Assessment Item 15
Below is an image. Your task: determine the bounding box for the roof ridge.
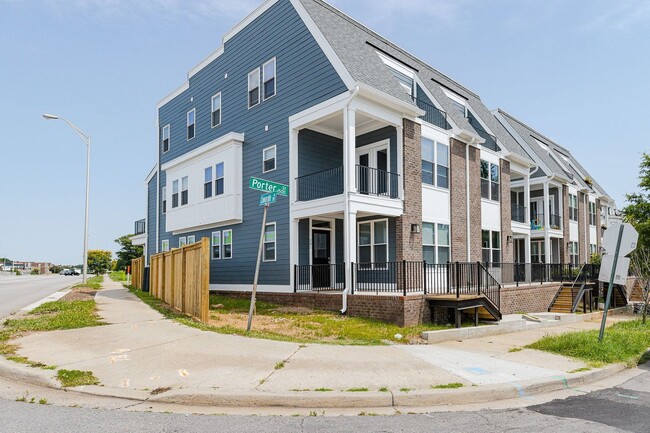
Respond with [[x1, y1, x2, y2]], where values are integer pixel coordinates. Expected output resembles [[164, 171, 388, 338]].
[[306, 0, 480, 99], [497, 108, 570, 154]]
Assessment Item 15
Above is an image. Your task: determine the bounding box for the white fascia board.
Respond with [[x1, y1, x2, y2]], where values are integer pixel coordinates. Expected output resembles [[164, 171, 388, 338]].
[[188, 46, 224, 79], [493, 110, 551, 175], [504, 151, 536, 169], [157, 82, 190, 110], [450, 129, 484, 146], [290, 0, 355, 89], [356, 82, 424, 118], [144, 164, 158, 185], [288, 91, 350, 129], [161, 132, 245, 172], [223, 0, 280, 44], [413, 75, 459, 132]]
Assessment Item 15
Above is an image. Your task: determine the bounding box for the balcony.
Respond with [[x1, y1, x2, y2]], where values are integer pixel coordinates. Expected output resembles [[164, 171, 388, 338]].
[[134, 219, 146, 235], [530, 213, 562, 231], [511, 203, 526, 224], [466, 114, 499, 152], [131, 218, 146, 246], [411, 97, 451, 130], [296, 165, 399, 202]]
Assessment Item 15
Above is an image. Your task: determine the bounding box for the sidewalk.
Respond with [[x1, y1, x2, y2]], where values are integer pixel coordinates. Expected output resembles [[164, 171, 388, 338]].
[[1, 279, 632, 408]]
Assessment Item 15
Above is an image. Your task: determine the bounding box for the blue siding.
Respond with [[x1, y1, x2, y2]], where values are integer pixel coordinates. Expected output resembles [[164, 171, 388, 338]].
[[298, 219, 310, 266], [147, 173, 158, 262], [298, 129, 343, 177], [156, 0, 348, 286]]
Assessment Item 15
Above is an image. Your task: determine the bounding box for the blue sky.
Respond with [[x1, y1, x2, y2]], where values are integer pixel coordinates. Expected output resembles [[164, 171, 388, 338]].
[[0, 0, 647, 264]]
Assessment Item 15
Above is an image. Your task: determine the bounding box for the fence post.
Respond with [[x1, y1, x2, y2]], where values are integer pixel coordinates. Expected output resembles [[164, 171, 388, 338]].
[[403, 260, 407, 297], [446, 261, 451, 295], [293, 265, 297, 293], [477, 262, 482, 296], [423, 261, 427, 295], [351, 263, 355, 295], [456, 262, 460, 298]]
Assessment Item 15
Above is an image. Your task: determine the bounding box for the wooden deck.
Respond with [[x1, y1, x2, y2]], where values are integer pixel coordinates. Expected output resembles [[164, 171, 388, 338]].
[[425, 294, 500, 327]]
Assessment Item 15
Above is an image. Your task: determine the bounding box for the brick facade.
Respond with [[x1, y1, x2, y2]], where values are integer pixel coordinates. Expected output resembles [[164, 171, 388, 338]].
[[578, 191, 587, 263], [468, 147, 482, 262], [395, 119, 423, 262], [499, 283, 561, 315], [500, 160, 514, 264], [561, 185, 570, 264]]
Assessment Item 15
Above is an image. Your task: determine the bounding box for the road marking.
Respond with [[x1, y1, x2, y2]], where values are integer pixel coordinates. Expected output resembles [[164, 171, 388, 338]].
[[20, 289, 72, 311]]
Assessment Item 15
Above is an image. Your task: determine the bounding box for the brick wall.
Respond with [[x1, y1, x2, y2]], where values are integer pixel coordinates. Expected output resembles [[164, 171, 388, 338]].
[[561, 185, 570, 264], [500, 283, 561, 314], [500, 160, 514, 264], [395, 119, 423, 262], [468, 146, 482, 262], [450, 138, 468, 262], [578, 191, 587, 263]]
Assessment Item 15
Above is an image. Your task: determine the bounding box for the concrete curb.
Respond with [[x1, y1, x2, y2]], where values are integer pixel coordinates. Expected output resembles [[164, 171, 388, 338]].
[[0, 356, 628, 409]]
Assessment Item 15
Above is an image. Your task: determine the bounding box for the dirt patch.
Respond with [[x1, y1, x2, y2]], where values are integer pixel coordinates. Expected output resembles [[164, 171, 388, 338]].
[[209, 312, 329, 341], [272, 306, 315, 315], [60, 288, 97, 302]]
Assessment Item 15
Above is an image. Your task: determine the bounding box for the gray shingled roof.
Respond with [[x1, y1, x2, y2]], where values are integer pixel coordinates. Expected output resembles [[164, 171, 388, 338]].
[[299, 0, 534, 164]]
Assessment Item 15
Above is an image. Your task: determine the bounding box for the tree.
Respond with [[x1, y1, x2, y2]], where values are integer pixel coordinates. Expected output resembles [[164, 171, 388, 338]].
[[87, 250, 112, 275], [623, 153, 650, 250], [114, 235, 144, 271], [50, 265, 63, 274], [630, 248, 650, 324]]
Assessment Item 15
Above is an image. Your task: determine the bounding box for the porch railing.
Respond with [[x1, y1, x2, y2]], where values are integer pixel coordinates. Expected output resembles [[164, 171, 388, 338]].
[[549, 213, 562, 230], [294, 263, 345, 292], [530, 213, 562, 230], [511, 203, 526, 224], [296, 166, 344, 201], [134, 218, 146, 235], [484, 263, 600, 286], [411, 96, 451, 130], [356, 165, 399, 198]]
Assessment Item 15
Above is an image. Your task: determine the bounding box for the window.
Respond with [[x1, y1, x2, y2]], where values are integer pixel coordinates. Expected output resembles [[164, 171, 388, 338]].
[[187, 109, 195, 140], [569, 194, 578, 221], [480, 160, 499, 201], [421, 138, 449, 189], [161, 240, 170, 252], [211, 93, 221, 127], [248, 68, 260, 108], [181, 176, 189, 205], [162, 124, 170, 153], [263, 146, 276, 173], [178, 237, 187, 248], [263, 58, 276, 100], [263, 224, 276, 261], [211, 231, 221, 260], [204, 167, 213, 199], [590, 244, 598, 257], [569, 241, 579, 265], [187, 235, 195, 244], [531, 240, 545, 263], [589, 201, 596, 226], [358, 220, 388, 265], [481, 230, 501, 263], [223, 229, 233, 259], [162, 187, 167, 214], [172, 180, 179, 208], [422, 222, 450, 264], [215, 162, 224, 196]]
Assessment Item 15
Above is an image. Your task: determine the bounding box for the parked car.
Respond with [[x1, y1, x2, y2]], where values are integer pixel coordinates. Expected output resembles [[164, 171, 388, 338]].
[[70, 269, 80, 276], [60, 269, 71, 276]]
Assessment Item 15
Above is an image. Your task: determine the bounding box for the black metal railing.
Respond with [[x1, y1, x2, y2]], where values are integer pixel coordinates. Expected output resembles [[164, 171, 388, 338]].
[[467, 114, 499, 151], [484, 263, 600, 286], [511, 203, 526, 223], [296, 166, 344, 201], [549, 213, 562, 230], [411, 96, 451, 130], [356, 165, 399, 198], [134, 219, 146, 235], [294, 263, 346, 292], [530, 213, 544, 230]]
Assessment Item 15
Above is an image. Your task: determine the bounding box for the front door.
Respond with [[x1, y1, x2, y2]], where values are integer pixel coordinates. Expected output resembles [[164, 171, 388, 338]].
[[312, 230, 331, 288]]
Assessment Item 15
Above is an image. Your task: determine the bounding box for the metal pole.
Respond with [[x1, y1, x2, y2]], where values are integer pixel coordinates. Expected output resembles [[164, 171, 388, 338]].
[[82, 136, 91, 284], [247, 204, 268, 332], [599, 224, 624, 342]]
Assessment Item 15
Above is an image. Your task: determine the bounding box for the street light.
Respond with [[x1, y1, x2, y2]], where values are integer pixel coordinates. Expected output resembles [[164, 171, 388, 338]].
[[43, 114, 91, 284]]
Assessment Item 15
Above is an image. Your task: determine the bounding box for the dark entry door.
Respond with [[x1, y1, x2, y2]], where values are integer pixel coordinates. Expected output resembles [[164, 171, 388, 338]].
[[312, 230, 331, 289]]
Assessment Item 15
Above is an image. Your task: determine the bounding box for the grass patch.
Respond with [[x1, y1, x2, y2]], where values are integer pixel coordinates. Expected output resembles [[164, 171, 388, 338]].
[[379, 386, 389, 392], [432, 382, 464, 389], [568, 367, 592, 373], [5, 300, 104, 333], [57, 369, 100, 387], [109, 271, 126, 282], [346, 387, 369, 392], [73, 275, 104, 290], [527, 319, 650, 366], [399, 387, 413, 393], [314, 388, 332, 392], [275, 360, 286, 370], [508, 347, 523, 353]]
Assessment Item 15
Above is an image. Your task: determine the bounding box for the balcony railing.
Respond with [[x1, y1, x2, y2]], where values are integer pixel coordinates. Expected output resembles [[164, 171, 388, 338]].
[[511, 203, 526, 224], [530, 213, 562, 230], [484, 263, 600, 287], [549, 213, 562, 230], [466, 115, 499, 151], [294, 263, 345, 292], [296, 166, 344, 201], [356, 165, 399, 199], [134, 219, 146, 235], [411, 96, 451, 130]]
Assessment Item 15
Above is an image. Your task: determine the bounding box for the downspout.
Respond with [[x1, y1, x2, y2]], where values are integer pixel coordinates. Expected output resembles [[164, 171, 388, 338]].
[[341, 85, 360, 315]]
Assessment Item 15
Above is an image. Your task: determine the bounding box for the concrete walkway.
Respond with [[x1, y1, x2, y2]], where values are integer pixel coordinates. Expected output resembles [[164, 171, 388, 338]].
[[2, 279, 633, 408]]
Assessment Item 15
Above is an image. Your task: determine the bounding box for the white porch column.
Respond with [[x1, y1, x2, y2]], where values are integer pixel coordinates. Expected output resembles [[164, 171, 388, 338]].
[[543, 181, 551, 262], [523, 174, 531, 225], [343, 108, 356, 291], [396, 124, 404, 199], [524, 233, 532, 282], [289, 129, 299, 290]]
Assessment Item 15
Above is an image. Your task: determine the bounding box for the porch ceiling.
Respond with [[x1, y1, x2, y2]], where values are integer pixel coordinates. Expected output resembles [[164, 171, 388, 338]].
[[308, 111, 386, 138]]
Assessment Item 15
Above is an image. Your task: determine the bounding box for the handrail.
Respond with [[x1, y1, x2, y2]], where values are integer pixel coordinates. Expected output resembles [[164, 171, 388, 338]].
[[571, 282, 592, 313], [571, 263, 586, 288]]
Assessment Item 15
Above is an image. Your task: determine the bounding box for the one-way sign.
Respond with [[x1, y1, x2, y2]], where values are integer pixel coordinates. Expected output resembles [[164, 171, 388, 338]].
[[598, 222, 638, 284]]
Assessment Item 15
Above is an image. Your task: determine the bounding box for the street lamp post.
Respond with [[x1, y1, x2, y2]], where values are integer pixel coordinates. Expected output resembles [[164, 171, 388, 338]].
[[43, 114, 91, 284]]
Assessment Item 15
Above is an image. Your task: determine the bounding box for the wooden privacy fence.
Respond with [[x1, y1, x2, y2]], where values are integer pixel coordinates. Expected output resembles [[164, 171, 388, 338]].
[[131, 257, 145, 290], [149, 237, 210, 322]]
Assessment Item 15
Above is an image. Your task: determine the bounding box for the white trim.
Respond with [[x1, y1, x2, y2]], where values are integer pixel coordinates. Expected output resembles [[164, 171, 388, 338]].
[[248, 67, 261, 109], [356, 83, 423, 118], [211, 284, 292, 293], [223, 0, 280, 43], [186, 108, 196, 141], [178, 236, 187, 248], [162, 124, 171, 153], [262, 57, 277, 101], [189, 46, 225, 79], [161, 239, 170, 252], [355, 139, 390, 174], [161, 132, 245, 171], [414, 75, 459, 132], [262, 144, 277, 173], [263, 222, 277, 262], [308, 217, 337, 267], [211, 231, 221, 260], [357, 218, 389, 264], [289, 0, 355, 89], [145, 165, 158, 184], [157, 82, 189, 110], [161, 186, 167, 214], [222, 229, 233, 259], [187, 235, 196, 244], [288, 91, 350, 129], [211, 92, 222, 128]]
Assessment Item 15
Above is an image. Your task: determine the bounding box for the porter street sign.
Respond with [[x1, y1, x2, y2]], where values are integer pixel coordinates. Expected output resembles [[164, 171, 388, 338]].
[[249, 177, 289, 196]]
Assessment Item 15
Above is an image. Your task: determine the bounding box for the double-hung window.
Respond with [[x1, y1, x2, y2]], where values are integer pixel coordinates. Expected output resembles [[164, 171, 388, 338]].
[[179, 237, 187, 248], [211, 93, 221, 128], [172, 180, 179, 208], [263, 224, 275, 261], [248, 68, 260, 108], [161, 187, 167, 214], [481, 230, 501, 263], [569, 194, 578, 221], [263, 58, 276, 100], [422, 223, 450, 264], [421, 138, 449, 188], [161, 240, 170, 252], [211, 231, 221, 260], [480, 160, 500, 201], [215, 162, 224, 196], [590, 244, 598, 257], [223, 229, 233, 259], [263, 146, 276, 173], [187, 235, 195, 244], [162, 124, 170, 153], [358, 220, 388, 266], [589, 201, 596, 226], [181, 176, 188, 206], [569, 241, 579, 265], [187, 109, 195, 140], [204, 167, 213, 199]]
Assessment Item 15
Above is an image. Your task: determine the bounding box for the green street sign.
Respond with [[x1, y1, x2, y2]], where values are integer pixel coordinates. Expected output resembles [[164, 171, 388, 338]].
[[249, 177, 289, 196]]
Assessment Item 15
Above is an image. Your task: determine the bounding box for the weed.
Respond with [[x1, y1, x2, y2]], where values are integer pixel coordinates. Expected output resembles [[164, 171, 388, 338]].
[[73, 275, 104, 290], [150, 386, 172, 396], [508, 347, 523, 353], [379, 386, 389, 392], [314, 388, 332, 392], [399, 388, 413, 393], [308, 411, 317, 417], [432, 382, 464, 389], [346, 387, 369, 392], [568, 367, 591, 373], [57, 369, 100, 387], [290, 388, 310, 392], [39, 398, 48, 405], [275, 360, 285, 370]]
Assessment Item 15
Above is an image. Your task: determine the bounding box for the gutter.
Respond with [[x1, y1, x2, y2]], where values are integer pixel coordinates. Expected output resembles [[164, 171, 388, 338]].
[[341, 85, 360, 315]]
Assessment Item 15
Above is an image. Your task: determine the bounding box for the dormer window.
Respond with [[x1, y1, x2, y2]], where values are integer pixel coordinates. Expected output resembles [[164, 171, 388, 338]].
[[377, 51, 415, 97], [442, 88, 466, 116]]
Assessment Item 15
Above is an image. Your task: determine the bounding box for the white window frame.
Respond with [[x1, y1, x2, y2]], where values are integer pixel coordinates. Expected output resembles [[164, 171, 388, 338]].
[[262, 145, 276, 173], [181, 176, 189, 206], [262, 57, 276, 100], [422, 222, 450, 264], [211, 93, 222, 128], [187, 235, 195, 244], [223, 229, 233, 260], [211, 231, 221, 260], [357, 219, 389, 267], [421, 138, 449, 189], [161, 239, 170, 252], [589, 201, 597, 226], [248, 68, 260, 109], [186, 109, 195, 141], [161, 186, 167, 214], [263, 223, 276, 262], [481, 230, 501, 264], [172, 180, 179, 209], [480, 160, 500, 202], [215, 162, 224, 196], [178, 237, 187, 248], [569, 194, 578, 221], [162, 124, 170, 153], [204, 166, 213, 199], [569, 241, 579, 265]]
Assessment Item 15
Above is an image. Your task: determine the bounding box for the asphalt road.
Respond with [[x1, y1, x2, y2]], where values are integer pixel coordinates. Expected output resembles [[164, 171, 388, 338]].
[[0, 368, 647, 432], [0, 274, 81, 318]]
